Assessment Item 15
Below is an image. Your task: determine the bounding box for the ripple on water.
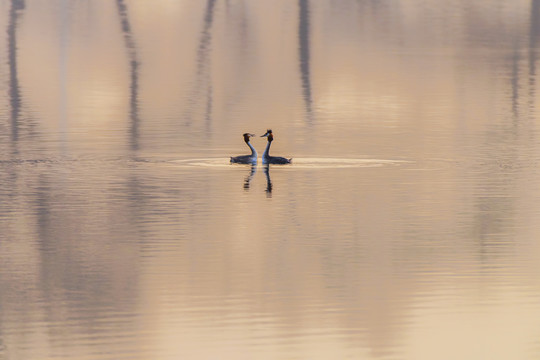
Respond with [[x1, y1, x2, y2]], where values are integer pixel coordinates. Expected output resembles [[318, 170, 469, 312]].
[[169, 158, 409, 169]]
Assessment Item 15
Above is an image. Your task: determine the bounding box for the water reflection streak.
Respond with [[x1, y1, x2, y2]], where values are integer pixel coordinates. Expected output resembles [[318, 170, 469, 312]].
[[7, 0, 24, 142], [116, 0, 141, 151], [298, 0, 313, 122]]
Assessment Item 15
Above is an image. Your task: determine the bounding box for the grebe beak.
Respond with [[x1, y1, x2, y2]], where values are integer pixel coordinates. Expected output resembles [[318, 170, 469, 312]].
[[261, 132, 270, 137]]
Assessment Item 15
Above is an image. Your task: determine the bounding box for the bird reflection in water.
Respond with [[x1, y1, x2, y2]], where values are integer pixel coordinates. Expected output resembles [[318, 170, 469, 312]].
[[264, 165, 273, 197], [243, 164, 257, 190], [241, 164, 273, 196]]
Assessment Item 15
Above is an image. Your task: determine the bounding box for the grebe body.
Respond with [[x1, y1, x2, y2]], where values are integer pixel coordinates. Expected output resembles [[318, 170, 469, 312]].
[[261, 129, 291, 165], [230, 133, 258, 164]]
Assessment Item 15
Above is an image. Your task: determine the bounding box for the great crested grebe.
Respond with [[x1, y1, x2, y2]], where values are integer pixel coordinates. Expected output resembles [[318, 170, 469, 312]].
[[260, 129, 291, 164], [230, 133, 258, 164]]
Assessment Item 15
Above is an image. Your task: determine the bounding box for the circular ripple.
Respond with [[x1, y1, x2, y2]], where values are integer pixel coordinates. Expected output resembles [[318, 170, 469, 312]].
[[285, 158, 407, 169], [170, 157, 408, 169], [171, 158, 235, 168]]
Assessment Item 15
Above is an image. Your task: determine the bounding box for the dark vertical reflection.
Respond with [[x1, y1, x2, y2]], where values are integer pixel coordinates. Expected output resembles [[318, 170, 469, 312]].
[[205, 83, 213, 130], [529, 0, 540, 111], [298, 0, 313, 123], [35, 175, 53, 249], [201, 0, 216, 134], [115, 2, 147, 316], [184, 0, 216, 132], [58, 0, 69, 149], [7, 0, 25, 142], [243, 164, 256, 190], [263, 165, 272, 197], [511, 47, 521, 119], [198, 0, 217, 77], [116, 0, 140, 152]]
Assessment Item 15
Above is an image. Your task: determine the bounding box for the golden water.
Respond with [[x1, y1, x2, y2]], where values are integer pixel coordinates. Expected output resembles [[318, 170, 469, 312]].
[[1, 0, 540, 359]]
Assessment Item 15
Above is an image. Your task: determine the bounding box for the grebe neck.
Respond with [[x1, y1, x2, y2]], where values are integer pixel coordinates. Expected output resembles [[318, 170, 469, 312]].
[[246, 139, 257, 157], [262, 139, 272, 160]]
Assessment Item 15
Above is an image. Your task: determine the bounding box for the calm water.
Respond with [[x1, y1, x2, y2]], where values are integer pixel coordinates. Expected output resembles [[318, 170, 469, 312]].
[[2, 0, 540, 359]]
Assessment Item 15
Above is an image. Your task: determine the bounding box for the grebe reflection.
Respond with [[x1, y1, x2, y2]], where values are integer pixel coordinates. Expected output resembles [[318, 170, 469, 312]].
[[260, 129, 291, 164], [238, 164, 273, 196], [230, 133, 257, 164], [263, 165, 273, 196], [243, 164, 257, 190]]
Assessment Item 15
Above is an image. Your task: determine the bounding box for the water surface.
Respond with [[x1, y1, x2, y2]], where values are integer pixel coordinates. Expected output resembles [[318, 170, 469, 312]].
[[2, 0, 540, 359]]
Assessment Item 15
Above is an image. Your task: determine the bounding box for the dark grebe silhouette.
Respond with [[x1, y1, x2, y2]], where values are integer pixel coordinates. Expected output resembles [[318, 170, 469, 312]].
[[260, 129, 291, 165], [230, 133, 257, 164]]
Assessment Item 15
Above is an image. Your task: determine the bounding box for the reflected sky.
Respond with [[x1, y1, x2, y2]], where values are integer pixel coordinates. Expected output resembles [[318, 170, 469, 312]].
[[2, 0, 540, 359]]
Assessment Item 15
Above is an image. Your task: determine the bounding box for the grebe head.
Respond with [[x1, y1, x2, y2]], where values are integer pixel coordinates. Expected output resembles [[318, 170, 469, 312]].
[[243, 133, 255, 142], [261, 129, 273, 141]]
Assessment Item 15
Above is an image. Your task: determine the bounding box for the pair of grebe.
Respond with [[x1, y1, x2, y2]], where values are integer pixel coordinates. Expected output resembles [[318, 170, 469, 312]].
[[230, 129, 291, 165]]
